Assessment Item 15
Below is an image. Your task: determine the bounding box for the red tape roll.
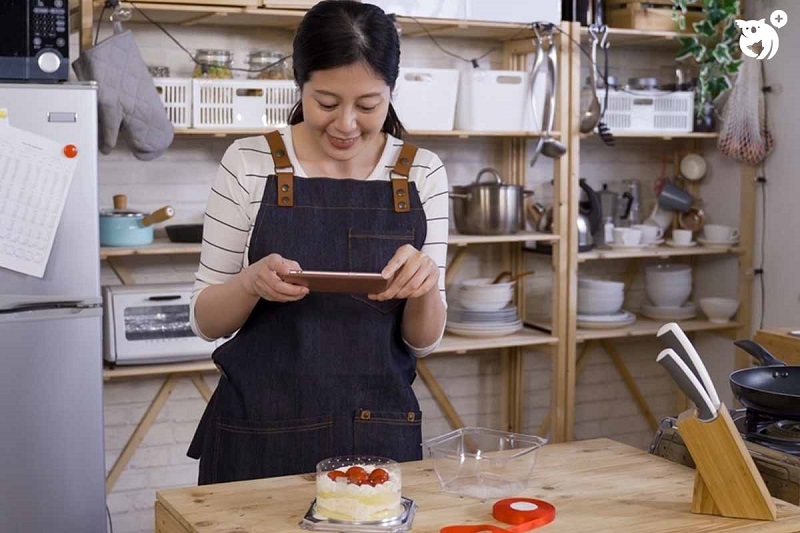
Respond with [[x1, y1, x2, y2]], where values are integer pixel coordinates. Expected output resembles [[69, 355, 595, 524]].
[[440, 498, 556, 533]]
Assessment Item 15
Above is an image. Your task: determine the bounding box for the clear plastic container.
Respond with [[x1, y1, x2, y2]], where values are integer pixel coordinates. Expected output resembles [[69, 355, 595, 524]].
[[193, 49, 233, 79], [247, 50, 292, 80], [422, 427, 546, 500]]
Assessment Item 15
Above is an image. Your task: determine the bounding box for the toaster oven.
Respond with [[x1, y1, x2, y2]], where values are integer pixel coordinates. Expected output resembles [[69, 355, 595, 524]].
[[103, 283, 224, 365]]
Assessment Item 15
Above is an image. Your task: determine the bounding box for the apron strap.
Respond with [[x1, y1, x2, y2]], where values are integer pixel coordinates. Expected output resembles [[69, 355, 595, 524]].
[[265, 130, 295, 207], [391, 142, 418, 213]]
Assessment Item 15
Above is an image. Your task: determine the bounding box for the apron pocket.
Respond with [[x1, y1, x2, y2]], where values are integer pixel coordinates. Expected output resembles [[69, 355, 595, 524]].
[[353, 408, 422, 462], [348, 229, 415, 314], [213, 415, 333, 481]]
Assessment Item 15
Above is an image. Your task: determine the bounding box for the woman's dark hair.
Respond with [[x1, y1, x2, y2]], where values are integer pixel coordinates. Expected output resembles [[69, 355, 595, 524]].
[[287, 0, 405, 138]]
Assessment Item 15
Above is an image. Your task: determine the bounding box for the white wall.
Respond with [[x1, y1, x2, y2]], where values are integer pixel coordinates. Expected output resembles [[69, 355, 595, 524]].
[[84, 17, 754, 532]]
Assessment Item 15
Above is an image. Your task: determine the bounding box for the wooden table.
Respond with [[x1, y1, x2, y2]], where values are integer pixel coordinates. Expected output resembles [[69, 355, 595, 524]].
[[155, 438, 800, 532], [754, 328, 800, 365]]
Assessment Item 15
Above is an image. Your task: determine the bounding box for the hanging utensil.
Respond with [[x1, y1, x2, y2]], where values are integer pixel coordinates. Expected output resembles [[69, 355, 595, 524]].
[[530, 24, 566, 168], [657, 322, 721, 409], [109, 2, 133, 34], [579, 25, 601, 134], [657, 348, 717, 421]]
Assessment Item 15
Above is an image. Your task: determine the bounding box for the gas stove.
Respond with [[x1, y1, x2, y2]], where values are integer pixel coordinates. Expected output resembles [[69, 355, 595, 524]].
[[734, 408, 800, 456], [650, 410, 800, 505]]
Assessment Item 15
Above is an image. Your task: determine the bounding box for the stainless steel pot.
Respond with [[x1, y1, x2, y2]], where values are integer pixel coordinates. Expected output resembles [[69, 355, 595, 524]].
[[450, 168, 533, 235]]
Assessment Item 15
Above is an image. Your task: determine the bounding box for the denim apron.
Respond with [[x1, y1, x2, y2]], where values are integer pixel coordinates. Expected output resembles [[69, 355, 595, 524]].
[[188, 131, 427, 484]]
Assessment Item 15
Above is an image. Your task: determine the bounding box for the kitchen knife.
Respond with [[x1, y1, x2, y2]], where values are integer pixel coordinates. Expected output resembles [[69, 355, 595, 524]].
[[656, 322, 721, 410], [656, 348, 718, 421]]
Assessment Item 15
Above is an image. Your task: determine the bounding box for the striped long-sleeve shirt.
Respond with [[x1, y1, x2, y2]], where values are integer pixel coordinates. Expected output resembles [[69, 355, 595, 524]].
[[190, 126, 449, 356]]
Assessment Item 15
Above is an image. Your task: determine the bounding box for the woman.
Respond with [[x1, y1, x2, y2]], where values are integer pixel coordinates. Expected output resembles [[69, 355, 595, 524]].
[[187, 0, 449, 484]]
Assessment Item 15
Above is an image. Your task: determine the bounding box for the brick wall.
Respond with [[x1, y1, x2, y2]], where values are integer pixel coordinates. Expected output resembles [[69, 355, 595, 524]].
[[92, 21, 739, 532]]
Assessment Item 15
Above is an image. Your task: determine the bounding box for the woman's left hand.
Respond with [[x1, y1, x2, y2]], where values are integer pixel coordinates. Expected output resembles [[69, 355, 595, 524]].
[[370, 244, 439, 301]]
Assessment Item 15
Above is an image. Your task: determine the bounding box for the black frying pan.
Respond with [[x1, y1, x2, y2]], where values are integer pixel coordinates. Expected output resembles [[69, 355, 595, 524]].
[[731, 339, 800, 419]]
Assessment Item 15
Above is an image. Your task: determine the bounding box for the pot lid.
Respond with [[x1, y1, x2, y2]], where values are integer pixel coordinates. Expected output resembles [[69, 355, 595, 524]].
[[100, 208, 145, 217]]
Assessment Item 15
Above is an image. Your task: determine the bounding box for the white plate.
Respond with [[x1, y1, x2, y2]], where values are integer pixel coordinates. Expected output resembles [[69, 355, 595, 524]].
[[608, 243, 647, 251], [665, 239, 697, 248], [697, 237, 739, 248], [640, 302, 697, 321], [645, 239, 665, 247], [446, 319, 522, 329], [576, 310, 634, 323], [446, 323, 524, 337], [577, 310, 637, 330]]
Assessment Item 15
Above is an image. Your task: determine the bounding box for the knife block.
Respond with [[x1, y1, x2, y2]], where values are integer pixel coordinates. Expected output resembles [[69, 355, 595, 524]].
[[676, 404, 776, 521]]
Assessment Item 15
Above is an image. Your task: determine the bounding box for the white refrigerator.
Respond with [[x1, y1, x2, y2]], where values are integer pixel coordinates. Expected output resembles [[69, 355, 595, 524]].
[[0, 83, 106, 532]]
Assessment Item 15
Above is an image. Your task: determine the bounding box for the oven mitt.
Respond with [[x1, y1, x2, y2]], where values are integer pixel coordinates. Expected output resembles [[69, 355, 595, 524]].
[[72, 30, 173, 161]]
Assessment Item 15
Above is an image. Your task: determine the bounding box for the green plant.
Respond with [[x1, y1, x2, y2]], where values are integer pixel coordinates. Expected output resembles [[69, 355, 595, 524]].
[[673, 0, 742, 115]]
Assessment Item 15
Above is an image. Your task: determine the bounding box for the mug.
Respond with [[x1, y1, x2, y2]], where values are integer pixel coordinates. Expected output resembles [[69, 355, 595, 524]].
[[631, 224, 663, 244], [646, 205, 674, 231], [612, 227, 642, 246], [704, 224, 739, 242], [657, 182, 693, 213], [672, 228, 693, 245]]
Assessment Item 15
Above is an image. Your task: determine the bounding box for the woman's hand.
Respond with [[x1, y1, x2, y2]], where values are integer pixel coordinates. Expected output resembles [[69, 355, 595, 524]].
[[371, 245, 439, 301], [242, 253, 309, 302]]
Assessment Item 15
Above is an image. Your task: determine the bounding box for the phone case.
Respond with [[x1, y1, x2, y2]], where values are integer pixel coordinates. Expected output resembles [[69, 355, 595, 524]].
[[282, 271, 389, 294]]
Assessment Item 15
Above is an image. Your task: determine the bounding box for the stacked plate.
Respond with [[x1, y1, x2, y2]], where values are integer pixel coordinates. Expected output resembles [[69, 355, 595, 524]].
[[446, 304, 523, 338]]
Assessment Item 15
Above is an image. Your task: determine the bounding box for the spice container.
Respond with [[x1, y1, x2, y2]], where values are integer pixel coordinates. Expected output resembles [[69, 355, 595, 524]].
[[246, 50, 292, 80], [192, 49, 233, 79]]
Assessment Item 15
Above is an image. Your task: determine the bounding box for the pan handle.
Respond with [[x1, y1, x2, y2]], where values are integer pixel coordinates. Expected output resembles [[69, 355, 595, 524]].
[[733, 339, 787, 367]]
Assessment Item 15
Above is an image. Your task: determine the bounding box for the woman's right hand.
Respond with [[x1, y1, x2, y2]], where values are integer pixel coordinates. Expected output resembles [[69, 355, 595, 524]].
[[242, 253, 309, 302]]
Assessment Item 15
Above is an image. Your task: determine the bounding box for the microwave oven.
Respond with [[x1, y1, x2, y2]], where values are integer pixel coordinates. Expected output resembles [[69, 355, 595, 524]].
[[103, 283, 226, 365], [0, 0, 70, 81]]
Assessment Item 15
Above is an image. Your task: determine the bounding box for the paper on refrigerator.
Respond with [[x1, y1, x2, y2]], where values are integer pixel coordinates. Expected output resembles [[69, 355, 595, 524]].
[[0, 115, 78, 278]]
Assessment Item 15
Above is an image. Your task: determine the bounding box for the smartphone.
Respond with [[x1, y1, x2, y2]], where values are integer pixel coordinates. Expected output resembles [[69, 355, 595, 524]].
[[282, 270, 389, 294]]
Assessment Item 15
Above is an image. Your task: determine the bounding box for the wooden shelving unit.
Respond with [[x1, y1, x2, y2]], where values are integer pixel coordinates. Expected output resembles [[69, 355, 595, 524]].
[[577, 244, 741, 262], [561, 23, 757, 441], [100, 231, 560, 258], [174, 128, 561, 139]]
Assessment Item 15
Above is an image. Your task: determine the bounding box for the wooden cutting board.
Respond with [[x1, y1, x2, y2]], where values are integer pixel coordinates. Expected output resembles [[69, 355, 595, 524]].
[[155, 438, 800, 532]]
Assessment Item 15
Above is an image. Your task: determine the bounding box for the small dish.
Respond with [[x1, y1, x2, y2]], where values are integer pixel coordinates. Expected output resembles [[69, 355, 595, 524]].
[[640, 302, 697, 321], [576, 310, 636, 329], [697, 237, 739, 248], [608, 243, 647, 251], [665, 239, 697, 248]]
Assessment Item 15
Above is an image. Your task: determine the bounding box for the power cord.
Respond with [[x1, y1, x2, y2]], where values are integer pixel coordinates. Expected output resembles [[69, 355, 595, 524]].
[[106, 503, 114, 533], [756, 59, 770, 330]]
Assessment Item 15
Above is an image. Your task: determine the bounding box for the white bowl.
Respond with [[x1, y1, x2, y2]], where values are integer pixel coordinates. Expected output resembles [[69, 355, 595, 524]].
[[699, 297, 739, 323], [646, 284, 691, 308], [578, 277, 625, 292], [577, 291, 624, 315]]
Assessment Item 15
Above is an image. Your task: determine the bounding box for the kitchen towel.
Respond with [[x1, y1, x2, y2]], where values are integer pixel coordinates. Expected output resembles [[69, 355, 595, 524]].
[[72, 30, 173, 161]]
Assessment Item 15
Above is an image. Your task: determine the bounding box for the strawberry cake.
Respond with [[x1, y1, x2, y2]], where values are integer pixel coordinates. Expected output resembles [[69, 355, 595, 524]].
[[315, 458, 403, 522]]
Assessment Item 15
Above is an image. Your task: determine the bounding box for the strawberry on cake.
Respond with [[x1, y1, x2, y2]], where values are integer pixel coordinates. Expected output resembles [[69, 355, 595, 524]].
[[315, 459, 402, 522]]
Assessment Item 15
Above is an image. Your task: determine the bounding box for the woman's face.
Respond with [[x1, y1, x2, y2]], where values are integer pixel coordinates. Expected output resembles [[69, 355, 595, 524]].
[[300, 61, 391, 161]]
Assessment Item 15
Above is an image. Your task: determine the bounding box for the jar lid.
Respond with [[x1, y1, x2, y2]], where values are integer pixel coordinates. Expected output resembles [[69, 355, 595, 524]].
[[195, 49, 233, 63], [248, 50, 285, 60]]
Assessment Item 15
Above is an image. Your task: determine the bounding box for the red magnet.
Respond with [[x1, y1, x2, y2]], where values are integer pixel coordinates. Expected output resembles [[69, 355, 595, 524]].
[[440, 498, 556, 533], [63, 144, 78, 158]]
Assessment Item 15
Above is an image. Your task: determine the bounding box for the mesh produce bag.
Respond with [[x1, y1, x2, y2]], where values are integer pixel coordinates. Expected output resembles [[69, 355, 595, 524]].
[[717, 57, 773, 165]]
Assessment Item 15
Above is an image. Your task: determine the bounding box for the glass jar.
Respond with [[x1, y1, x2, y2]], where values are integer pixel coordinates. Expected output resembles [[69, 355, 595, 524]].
[[246, 50, 292, 80], [192, 49, 233, 79]]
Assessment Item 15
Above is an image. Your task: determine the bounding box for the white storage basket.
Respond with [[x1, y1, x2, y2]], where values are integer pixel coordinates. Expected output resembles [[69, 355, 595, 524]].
[[153, 78, 192, 128], [600, 90, 694, 133], [393, 68, 459, 131], [455, 69, 543, 132], [192, 79, 299, 129]]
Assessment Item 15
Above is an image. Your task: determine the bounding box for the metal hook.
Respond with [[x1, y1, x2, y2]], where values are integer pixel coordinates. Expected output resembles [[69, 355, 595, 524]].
[[109, 4, 132, 33], [598, 24, 610, 49]]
